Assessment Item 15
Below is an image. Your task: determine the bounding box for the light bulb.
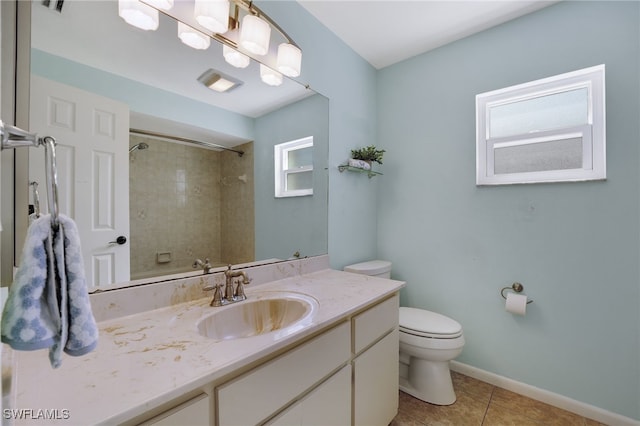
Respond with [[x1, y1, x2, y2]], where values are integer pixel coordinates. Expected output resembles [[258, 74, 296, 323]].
[[240, 15, 270, 56], [118, 0, 159, 31], [223, 45, 250, 68], [260, 64, 283, 87], [178, 23, 210, 50], [277, 43, 302, 77], [195, 0, 230, 34]]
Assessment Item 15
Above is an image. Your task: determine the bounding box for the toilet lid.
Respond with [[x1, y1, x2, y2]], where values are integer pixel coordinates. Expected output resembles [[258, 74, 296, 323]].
[[399, 307, 463, 338]]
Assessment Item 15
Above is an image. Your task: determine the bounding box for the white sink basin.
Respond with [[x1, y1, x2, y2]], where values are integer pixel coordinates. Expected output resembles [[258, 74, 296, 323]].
[[196, 292, 318, 341]]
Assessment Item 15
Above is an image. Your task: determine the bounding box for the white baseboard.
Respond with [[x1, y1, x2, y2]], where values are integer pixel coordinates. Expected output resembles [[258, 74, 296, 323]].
[[450, 361, 640, 426]]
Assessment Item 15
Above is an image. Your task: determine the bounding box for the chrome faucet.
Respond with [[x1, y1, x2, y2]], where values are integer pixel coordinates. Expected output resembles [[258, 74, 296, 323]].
[[206, 265, 251, 307], [193, 258, 214, 274]]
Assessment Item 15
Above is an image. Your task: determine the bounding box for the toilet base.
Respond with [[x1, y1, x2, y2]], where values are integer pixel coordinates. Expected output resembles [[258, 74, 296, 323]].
[[399, 357, 457, 405]]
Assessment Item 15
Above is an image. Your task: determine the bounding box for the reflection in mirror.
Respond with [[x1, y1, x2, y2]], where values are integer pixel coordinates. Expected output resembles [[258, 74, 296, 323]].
[[24, 1, 328, 290]]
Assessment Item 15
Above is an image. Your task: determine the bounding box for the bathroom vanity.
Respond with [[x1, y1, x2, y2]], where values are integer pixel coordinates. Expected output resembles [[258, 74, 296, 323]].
[[10, 256, 404, 425]]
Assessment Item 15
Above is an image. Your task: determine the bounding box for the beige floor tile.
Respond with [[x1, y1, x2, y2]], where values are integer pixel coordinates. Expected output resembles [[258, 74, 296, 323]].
[[390, 408, 428, 426], [451, 371, 494, 406], [490, 387, 587, 425], [482, 404, 542, 426], [394, 374, 598, 426], [399, 390, 487, 426]]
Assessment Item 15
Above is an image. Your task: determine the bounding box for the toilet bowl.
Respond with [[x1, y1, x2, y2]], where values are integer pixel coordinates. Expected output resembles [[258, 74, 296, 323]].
[[399, 307, 464, 405], [343, 260, 465, 406]]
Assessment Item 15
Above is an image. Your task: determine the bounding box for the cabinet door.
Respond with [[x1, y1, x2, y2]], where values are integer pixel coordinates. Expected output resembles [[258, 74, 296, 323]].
[[140, 393, 209, 426], [217, 322, 350, 425], [353, 328, 399, 426], [268, 365, 351, 426], [353, 294, 398, 354]]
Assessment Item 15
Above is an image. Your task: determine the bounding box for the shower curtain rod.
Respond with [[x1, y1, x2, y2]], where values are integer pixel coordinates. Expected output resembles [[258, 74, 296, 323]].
[[129, 128, 244, 157]]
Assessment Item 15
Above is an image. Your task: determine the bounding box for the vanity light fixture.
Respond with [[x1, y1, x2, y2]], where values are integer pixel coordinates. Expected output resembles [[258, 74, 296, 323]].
[[178, 22, 211, 50], [123, 0, 303, 85], [260, 64, 283, 87], [118, 0, 159, 31], [223, 45, 250, 68], [194, 0, 230, 34], [197, 69, 243, 92]]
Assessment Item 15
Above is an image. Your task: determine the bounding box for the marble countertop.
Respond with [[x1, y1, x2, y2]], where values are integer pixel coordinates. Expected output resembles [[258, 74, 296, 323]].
[[13, 268, 404, 425]]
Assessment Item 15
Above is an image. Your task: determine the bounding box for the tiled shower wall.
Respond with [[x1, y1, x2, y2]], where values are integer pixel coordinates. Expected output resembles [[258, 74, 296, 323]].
[[129, 135, 254, 280], [220, 142, 255, 265]]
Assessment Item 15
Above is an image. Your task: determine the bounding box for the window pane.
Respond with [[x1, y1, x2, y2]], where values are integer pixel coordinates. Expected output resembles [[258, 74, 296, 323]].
[[288, 147, 313, 168], [286, 170, 313, 190], [489, 88, 588, 138], [494, 137, 583, 174]]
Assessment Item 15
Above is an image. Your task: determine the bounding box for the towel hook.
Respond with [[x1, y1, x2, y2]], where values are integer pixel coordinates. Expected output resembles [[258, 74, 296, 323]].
[[500, 282, 533, 304]]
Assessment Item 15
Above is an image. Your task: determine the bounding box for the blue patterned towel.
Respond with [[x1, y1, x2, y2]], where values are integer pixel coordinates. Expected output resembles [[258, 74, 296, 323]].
[[1, 214, 98, 368]]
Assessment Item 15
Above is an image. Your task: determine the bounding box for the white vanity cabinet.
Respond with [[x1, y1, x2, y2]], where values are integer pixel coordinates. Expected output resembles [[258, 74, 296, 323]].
[[352, 294, 400, 426], [217, 321, 351, 425], [133, 293, 400, 426], [216, 293, 399, 426]]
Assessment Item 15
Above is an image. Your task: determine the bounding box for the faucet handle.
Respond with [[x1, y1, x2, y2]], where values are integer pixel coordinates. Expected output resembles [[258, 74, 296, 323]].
[[209, 283, 224, 307], [234, 276, 251, 300]]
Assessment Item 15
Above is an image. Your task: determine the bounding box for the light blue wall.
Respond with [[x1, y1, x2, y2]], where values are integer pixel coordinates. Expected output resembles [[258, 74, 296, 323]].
[[258, 2, 380, 269], [376, 1, 639, 420], [255, 94, 329, 260]]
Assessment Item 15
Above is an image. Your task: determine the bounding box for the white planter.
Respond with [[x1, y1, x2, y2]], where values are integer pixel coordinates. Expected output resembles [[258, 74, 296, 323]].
[[348, 159, 371, 170]]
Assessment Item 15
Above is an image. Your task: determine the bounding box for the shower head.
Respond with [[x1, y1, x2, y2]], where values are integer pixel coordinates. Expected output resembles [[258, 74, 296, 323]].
[[129, 142, 149, 153]]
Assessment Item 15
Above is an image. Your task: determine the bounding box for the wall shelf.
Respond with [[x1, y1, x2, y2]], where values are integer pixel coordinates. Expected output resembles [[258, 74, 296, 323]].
[[338, 165, 382, 178]]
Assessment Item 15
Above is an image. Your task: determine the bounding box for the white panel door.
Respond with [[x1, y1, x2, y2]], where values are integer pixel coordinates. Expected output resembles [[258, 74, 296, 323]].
[[29, 75, 130, 290]]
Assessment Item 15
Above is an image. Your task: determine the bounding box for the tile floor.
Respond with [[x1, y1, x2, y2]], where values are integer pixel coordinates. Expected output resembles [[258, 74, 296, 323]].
[[391, 371, 606, 426]]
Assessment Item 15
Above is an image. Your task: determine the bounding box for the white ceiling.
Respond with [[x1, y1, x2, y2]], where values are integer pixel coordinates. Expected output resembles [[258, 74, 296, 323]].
[[298, 1, 559, 69]]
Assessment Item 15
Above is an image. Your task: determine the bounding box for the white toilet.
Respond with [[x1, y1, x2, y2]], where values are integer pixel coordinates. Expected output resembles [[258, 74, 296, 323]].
[[344, 260, 465, 406]]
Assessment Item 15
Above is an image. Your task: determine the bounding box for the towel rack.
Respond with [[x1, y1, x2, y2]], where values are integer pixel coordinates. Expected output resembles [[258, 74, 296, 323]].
[[30, 181, 41, 218], [1, 120, 60, 230]]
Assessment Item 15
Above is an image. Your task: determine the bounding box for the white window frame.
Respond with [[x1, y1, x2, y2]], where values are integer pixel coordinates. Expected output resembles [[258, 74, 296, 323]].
[[476, 64, 605, 185], [274, 136, 314, 198]]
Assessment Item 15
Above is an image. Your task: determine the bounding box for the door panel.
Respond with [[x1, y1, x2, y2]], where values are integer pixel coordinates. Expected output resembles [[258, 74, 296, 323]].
[[29, 75, 130, 289]]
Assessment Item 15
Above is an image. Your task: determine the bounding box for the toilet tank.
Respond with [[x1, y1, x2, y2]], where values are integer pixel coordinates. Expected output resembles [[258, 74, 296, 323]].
[[344, 260, 392, 279]]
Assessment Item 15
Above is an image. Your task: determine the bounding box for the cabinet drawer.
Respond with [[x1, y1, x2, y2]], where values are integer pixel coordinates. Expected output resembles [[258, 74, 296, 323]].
[[267, 365, 351, 426], [217, 321, 350, 425], [140, 393, 209, 426], [353, 293, 399, 354]]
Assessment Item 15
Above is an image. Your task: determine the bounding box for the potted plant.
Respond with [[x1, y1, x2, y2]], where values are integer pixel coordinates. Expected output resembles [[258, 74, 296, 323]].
[[349, 145, 385, 170]]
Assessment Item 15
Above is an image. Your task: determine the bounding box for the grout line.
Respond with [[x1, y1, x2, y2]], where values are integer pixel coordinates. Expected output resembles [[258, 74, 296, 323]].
[[480, 385, 495, 426]]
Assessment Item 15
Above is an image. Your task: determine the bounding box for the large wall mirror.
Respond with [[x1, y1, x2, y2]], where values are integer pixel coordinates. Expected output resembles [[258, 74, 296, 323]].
[[7, 1, 328, 290]]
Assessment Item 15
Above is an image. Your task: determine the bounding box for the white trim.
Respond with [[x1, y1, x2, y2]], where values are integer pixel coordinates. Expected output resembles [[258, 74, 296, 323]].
[[450, 361, 640, 426], [274, 136, 314, 198], [476, 64, 605, 185]]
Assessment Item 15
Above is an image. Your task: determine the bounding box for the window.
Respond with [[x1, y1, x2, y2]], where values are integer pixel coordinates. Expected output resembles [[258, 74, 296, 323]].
[[274, 136, 313, 197], [476, 65, 605, 185]]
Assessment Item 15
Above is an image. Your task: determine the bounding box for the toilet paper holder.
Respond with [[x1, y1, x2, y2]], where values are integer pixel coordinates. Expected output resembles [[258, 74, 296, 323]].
[[500, 282, 533, 304]]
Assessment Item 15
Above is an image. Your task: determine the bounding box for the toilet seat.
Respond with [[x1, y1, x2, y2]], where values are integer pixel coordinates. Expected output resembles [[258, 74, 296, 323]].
[[399, 307, 463, 339]]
